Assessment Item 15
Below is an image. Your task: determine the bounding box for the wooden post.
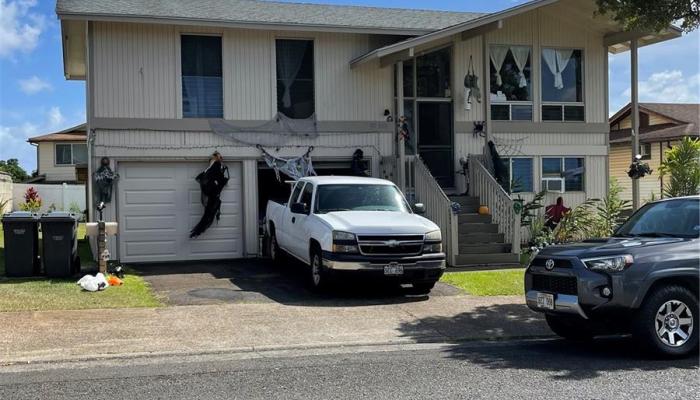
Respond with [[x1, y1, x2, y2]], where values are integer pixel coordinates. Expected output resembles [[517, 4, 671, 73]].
[[397, 61, 406, 192], [630, 38, 640, 210]]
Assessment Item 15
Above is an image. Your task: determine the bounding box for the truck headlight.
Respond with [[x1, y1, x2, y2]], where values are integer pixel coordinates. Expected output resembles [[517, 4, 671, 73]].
[[424, 230, 442, 253], [332, 231, 358, 253], [582, 255, 634, 272], [333, 231, 356, 241], [425, 230, 442, 241]]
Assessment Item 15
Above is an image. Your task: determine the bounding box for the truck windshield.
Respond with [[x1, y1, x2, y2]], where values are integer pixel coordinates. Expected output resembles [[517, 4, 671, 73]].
[[315, 184, 410, 214], [614, 198, 700, 238]]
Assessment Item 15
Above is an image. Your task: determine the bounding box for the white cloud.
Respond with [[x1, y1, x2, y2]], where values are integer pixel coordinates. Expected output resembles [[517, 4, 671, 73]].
[[621, 70, 700, 104], [18, 75, 52, 94], [0, 0, 45, 58], [0, 107, 78, 172]]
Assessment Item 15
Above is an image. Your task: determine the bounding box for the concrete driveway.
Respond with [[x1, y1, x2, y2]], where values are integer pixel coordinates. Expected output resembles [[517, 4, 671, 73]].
[[132, 258, 463, 306]]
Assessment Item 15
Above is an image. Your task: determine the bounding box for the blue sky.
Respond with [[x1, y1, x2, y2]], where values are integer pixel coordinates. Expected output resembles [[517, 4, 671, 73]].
[[0, 0, 698, 172]]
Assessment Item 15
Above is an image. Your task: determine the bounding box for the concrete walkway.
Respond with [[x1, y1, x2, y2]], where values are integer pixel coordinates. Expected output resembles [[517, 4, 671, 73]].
[[0, 295, 549, 365]]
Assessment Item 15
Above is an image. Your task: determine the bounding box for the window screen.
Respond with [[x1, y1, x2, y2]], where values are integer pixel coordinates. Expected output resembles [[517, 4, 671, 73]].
[[181, 35, 223, 118], [276, 39, 314, 119], [55, 144, 72, 165]]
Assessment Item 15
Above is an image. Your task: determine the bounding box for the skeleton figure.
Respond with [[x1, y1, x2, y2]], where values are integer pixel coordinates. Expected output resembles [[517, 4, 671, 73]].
[[190, 152, 230, 238], [94, 157, 118, 204]]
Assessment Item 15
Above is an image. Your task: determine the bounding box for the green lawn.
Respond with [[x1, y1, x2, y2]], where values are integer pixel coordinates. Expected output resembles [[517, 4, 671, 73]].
[[0, 223, 162, 312], [440, 268, 526, 296]]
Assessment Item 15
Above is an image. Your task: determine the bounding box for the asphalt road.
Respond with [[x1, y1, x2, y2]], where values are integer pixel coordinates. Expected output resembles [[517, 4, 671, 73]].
[[1, 338, 698, 400]]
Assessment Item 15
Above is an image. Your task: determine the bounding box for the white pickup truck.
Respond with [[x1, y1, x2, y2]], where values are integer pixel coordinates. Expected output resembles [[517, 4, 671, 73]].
[[264, 176, 446, 293]]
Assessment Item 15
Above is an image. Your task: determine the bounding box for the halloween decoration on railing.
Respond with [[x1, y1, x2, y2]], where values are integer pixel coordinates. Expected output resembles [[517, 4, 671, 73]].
[[259, 145, 316, 181], [94, 157, 119, 204], [488, 140, 509, 191], [190, 152, 230, 238], [628, 154, 653, 179], [463, 55, 481, 110], [351, 149, 369, 176]]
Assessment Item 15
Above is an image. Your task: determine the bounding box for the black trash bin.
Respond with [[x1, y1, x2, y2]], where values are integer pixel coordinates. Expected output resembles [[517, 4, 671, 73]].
[[1, 212, 40, 277], [40, 212, 80, 278]]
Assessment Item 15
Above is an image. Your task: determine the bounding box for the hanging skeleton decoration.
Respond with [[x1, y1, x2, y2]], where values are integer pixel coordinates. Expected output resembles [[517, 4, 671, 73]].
[[259, 145, 316, 182], [463, 55, 481, 110], [190, 152, 230, 238], [94, 157, 119, 204]]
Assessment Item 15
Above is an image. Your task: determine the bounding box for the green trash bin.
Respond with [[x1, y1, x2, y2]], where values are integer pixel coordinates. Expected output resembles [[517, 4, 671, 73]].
[[1, 212, 40, 277], [40, 212, 80, 278]]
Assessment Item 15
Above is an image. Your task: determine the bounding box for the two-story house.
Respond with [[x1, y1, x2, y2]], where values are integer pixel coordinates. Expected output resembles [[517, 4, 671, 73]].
[[27, 123, 87, 183], [57, 0, 680, 265]]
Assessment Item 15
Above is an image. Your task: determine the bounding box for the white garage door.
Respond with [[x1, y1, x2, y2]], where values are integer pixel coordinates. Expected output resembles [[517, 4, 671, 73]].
[[118, 162, 243, 263]]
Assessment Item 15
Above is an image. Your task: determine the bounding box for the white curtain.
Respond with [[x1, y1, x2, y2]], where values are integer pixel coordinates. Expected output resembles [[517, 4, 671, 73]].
[[277, 41, 309, 108], [542, 48, 574, 89], [490, 45, 509, 87], [510, 46, 530, 88]]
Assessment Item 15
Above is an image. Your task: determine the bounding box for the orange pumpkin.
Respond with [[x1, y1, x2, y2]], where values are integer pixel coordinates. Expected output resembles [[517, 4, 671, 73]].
[[478, 205, 490, 215]]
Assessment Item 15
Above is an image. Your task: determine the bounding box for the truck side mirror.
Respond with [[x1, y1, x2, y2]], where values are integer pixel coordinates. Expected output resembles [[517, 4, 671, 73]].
[[413, 203, 426, 214], [290, 202, 308, 214]]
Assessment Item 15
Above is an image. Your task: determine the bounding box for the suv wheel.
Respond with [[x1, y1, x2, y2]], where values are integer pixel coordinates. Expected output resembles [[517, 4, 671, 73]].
[[634, 285, 698, 357], [545, 314, 595, 341]]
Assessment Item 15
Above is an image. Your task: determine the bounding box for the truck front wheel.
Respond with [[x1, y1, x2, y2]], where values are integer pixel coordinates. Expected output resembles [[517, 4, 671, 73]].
[[308, 251, 331, 292], [268, 230, 284, 265]]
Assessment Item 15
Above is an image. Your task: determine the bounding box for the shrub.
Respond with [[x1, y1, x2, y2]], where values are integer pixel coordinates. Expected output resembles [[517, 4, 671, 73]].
[[659, 137, 700, 197], [19, 187, 42, 212], [68, 201, 86, 221], [592, 178, 631, 237]]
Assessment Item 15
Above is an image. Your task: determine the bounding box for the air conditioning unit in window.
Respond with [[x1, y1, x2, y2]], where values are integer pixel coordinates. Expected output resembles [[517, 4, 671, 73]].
[[541, 177, 565, 193]]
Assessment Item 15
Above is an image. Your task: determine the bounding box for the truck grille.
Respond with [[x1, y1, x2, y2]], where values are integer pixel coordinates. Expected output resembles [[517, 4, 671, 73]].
[[531, 274, 577, 295], [530, 258, 573, 269], [357, 235, 424, 256]]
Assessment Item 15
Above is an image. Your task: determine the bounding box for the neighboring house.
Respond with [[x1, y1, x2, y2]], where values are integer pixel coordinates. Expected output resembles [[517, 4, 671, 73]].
[[27, 124, 87, 184], [609, 103, 700, 202], [56, 0, 679, 265]]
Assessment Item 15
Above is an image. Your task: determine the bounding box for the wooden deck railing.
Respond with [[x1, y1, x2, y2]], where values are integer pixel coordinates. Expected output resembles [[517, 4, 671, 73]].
[[410, 157, 458, 265], [468, 155, 521, 254]]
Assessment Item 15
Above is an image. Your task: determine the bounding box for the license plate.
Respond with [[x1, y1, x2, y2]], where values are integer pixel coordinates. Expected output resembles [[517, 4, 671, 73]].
[[537, 292, 555, 310], [384, 264, 404, 276]]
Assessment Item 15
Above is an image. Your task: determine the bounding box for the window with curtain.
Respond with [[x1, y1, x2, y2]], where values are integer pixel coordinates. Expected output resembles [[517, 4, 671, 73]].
[[416, 47, 451, 98], [541, 48, 583, 121], [276, 39, 314, 119], [55, 143, 88, 165], [503, 157, 533, 193], [542, 157, 585, 192], [181, 35, 223, 118], [489, 45, 532, 121]]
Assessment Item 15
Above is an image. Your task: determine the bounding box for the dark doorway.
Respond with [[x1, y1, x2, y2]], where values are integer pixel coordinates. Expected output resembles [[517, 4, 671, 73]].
[[417, 101, 454, 187]]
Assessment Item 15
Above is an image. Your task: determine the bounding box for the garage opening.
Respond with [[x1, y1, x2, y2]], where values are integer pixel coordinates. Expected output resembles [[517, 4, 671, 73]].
[[257, 159, 370, 220]]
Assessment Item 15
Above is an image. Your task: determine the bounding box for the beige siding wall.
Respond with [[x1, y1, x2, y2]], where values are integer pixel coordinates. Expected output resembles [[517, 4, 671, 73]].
[[610, 142, 674, 203], [37, 142, 80, 182], [92, 22, 391, 121], [617, 112, 675, 129]]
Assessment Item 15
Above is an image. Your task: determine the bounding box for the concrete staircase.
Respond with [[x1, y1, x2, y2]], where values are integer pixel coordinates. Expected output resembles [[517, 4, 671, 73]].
[[449, 195, 520, 267]]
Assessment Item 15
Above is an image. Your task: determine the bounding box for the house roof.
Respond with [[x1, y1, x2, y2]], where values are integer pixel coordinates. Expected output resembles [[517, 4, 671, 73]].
[[609, 103, 699, 144], [27, 123, 87, 143], [56, 0, 484, 35]]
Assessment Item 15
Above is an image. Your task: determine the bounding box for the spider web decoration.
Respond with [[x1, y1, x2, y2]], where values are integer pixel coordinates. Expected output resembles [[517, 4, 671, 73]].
[[492, 135, 528, 157]]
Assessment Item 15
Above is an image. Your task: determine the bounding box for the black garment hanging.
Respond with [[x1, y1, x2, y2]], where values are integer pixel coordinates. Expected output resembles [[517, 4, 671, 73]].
[[190, 161, 230, 238]]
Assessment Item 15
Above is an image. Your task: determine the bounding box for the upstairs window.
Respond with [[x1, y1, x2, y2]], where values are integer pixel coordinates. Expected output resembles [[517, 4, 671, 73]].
[[490, 45, 532, 121], [55, 143, 87, 165], [181, 35, 223, 118], [541, 48, 584, 121], [542, 157, 585, 192], [276, 39, 314, 119]]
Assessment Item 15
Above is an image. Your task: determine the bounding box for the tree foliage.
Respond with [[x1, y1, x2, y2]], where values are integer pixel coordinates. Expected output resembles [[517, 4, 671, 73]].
[[596, 0, 699, 33], [0, 159, 29, 183], [659, 137, 700, 197], [593, 178, 631, 237]]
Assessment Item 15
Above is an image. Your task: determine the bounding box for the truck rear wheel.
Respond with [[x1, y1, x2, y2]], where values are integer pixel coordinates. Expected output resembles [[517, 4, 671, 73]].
[[545, 314, 595, 341], [633, 285, 698, 358]]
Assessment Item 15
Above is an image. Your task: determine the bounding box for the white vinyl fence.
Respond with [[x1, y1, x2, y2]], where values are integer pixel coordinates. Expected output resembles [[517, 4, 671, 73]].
[[0, 172, 12, 214], [12, 183, 86, 214]]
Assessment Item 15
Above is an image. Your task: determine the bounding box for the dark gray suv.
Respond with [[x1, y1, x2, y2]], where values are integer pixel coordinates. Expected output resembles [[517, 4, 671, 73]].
[[525, 196, 699, 357]]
